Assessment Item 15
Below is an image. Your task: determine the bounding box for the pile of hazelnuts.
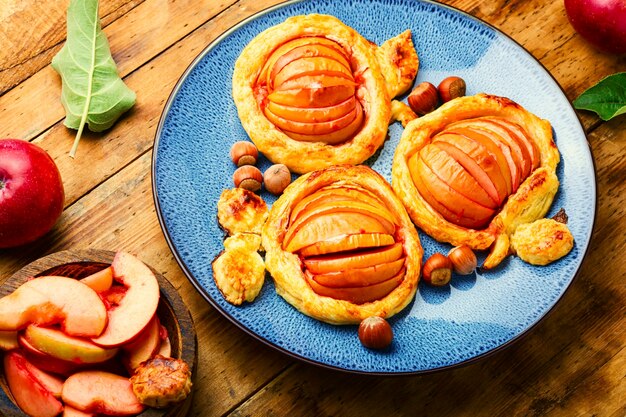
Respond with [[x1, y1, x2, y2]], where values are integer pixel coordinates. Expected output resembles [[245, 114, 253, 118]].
[[229, 142, 291, 195], [407, 76, 466, 115]]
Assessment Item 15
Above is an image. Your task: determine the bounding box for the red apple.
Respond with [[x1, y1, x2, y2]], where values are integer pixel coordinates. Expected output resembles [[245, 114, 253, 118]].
[[564, 0, 626, 54], [0, 139, 64, 248]]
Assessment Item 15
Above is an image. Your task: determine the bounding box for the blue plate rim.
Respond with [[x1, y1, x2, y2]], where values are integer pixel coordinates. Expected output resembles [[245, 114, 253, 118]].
[[151, 0, 597, 375]]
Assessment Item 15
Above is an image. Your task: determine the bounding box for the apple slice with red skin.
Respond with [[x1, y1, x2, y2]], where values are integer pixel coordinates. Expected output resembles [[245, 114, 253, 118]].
[[0, 330, 18, 350], [484, 117, 540, 171], [62, 370, 144, 416], [313, 257, 406, 287], [447, 127, 513, 196], [299, 233, 396, 257], [305, 268, 405, 304], [411, 153, 495, 229], [267, 96, 356, 123], [277, 73, 355, 93], [269, 44, 351, 86], [260, 37, 349, 86], [409, 154, 490, 229], [272, 57, 353, 89], [24, 325, 119, 364], [268, 84, 355, 108], [419, 143, 498, 209], [290, 184, 384, 224], [304, 242, 404, 275], [19, 334, 82, 375], [0, 276, 107, 337], [157, 335, 172, 357], [432, 135, 508, 206], [284, 200, 396, 246], [3, 350, 64, 417], [14, 350, 65, 398], [284, 211, 390, 253], [264, 103, 357, 136], [80, 266, 113, 293], [91, 251, 160, 348], [286, 102, 363, 144], [64, 406, 96, 417], [122, 315, 162, 371]]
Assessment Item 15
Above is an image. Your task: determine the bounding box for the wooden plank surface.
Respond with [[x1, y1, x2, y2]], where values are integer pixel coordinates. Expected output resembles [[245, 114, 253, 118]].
[[0, 0, 624, 416]]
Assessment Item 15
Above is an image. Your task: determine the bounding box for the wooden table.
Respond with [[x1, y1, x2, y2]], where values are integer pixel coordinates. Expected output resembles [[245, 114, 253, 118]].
[[1, 0, 624, 415]]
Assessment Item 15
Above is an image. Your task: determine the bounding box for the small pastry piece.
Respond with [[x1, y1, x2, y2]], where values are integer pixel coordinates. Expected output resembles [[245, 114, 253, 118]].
[[130, 355, 192, 408], [212, 247, 265, 305], [392, 93, 566, 268], [510, 218, 574, 265], [217, 188, 268, 235], [223, 233, 262, 253], [262, 165, 422, 325], [232, 14, 418, 174]]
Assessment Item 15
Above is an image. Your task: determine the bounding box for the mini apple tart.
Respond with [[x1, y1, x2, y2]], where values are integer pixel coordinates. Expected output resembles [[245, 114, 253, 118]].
[[232, 14, 418, 174], [262, 165, 422, 325], [392, 93, 572, 268]]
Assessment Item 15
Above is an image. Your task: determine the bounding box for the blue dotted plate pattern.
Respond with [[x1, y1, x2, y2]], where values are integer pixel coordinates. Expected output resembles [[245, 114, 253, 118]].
[[153, 0, 596, 374]]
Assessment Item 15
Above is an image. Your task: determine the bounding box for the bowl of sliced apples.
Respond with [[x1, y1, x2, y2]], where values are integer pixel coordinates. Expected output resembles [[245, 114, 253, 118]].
[[0, 249, 196, 417]]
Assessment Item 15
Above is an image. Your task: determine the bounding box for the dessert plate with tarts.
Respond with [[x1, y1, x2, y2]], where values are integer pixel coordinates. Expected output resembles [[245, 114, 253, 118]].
[[153, 0, 595, 374]]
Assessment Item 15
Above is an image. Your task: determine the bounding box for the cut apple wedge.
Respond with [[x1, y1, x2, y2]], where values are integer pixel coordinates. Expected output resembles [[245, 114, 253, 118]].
[[484, 117, 540, 171], [91, 252, 160, 348], [270, 44, 351, 86], [3, 350, 64, 417], [284, 200, 396, 246], [272, 57, 353, 89], [0, 330, 18, 350], [19, 334, 82, 375], [305, 268, 405, 304], [312, 257, 406, 287], [157, 335, 172, 358], [0, 276, 107, 337], [419, 143, 498, 209], [13, 350, 65, 398], [24, 325, 119, 364], [268, 84, 355, 108], [267, 96, 356, 123], [63, 406, 96, 417], [433, 135, 508, 206], [80, 266, 113, 293], [62, 370, 145, 416], [122, 315, 162, 371], [284, 211, 390, 253], [411, 154, 495, 229], [303, 242, 404, 274], [264, 103, 357, 136], [285, 102, 364, 144], [299, 233, 396, 257]]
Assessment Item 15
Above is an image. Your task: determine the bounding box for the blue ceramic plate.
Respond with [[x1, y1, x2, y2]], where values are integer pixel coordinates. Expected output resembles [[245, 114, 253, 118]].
[[153, 0, 595, 374]]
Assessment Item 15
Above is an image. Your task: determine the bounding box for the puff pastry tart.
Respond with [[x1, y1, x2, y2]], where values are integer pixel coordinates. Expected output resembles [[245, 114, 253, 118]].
[[262, 165, 422, 325], [392, 93, 568, 269], [232, 14, 418, 174]]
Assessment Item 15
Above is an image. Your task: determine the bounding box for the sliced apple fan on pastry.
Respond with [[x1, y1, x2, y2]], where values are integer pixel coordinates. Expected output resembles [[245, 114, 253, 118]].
[[262, 165, 422, 325], [392, 93, 573, 269], [232, 14, 418, 174]]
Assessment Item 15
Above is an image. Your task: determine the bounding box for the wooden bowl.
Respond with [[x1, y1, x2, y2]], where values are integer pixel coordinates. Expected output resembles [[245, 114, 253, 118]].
[[0, 249, 197, 417]]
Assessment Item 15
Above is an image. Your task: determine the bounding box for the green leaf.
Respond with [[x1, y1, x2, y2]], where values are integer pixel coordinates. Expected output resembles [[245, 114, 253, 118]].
[[573, 72, 626, 121], [52, 0, 135, 157]]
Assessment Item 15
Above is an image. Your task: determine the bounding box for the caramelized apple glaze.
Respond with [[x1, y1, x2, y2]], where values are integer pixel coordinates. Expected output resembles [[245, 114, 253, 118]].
[[281, 184, 406, 304], [408, 116, 540, 229], [255, 37, 364, 145]]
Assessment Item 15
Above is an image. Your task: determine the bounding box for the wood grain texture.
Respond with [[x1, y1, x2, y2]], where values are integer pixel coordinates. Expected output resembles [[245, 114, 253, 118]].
[[0, 0, 624, 416]]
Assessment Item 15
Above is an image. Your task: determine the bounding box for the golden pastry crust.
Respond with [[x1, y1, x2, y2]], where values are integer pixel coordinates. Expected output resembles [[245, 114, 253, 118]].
[[232, 14, 418, 174], [511, 218, 574, 265], [392, 93, 561, 268], [217, 188, 268, 235], [212, 248, 265, 305], [262, 165, 422, 325], [130, 355, 192, 408]]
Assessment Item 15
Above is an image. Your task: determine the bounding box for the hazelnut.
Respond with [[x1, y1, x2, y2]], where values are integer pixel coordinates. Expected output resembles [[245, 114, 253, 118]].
[[447, 245, 477, 275], [422, 253, 453, 286], [263, 164, 291, 195], [230, 141, 258, 166], [438, 76, 466, 103], [233, 166, 263, 192], [407, 82, 438, 115], [358, 316, 393, 350]]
